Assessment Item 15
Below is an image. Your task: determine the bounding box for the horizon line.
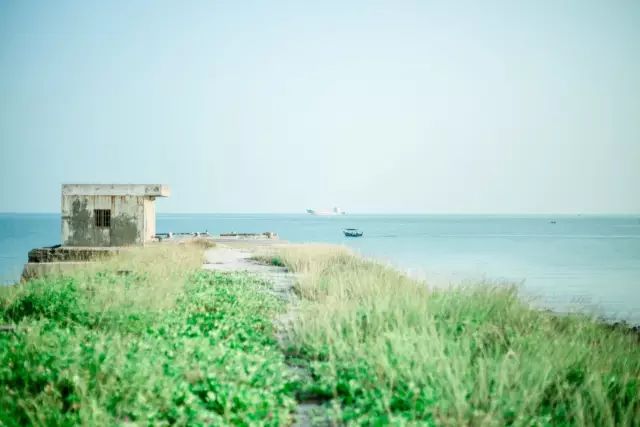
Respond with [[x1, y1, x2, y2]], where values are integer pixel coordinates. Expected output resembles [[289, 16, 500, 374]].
[[1, 211, 639, 216]]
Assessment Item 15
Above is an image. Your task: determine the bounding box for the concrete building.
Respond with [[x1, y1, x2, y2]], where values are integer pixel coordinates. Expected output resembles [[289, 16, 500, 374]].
[[61, 184, 170, 246]]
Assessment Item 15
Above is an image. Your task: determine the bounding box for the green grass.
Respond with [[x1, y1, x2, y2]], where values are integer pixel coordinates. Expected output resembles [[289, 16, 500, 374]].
[[3, 242, 639, 426], [0, 245, 297, 426], [257, 256, 286, 268], [270, 245, 640, 426]]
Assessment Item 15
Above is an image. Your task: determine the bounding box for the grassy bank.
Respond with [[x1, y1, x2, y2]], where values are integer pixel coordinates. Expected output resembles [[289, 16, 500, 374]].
[[269, 245, 640, 426], [3, 242, 639, 426], [0, 244, 296, 426]]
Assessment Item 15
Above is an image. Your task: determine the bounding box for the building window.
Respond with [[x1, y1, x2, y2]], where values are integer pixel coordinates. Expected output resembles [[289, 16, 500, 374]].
[[94, 209, 111, 228]]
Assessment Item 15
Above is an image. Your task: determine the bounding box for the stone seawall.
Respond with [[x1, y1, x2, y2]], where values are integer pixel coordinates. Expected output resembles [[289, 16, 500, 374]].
[[28, 246, 119, 263], [22, 246, 120, 281]]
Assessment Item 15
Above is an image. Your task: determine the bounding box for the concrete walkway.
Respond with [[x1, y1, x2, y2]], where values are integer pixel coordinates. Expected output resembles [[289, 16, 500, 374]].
[[202, 244, 322, 426]]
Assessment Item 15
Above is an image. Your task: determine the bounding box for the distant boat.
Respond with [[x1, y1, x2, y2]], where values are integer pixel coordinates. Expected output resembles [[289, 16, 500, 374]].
[[343, 228, 363, 237], [549, 220, 557, 224], [306, 207, 345, 216]]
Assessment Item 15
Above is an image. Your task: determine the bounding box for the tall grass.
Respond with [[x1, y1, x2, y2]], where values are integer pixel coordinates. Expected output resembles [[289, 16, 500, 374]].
[[272, 244, 640, 426], [0, 243, 296, 426]]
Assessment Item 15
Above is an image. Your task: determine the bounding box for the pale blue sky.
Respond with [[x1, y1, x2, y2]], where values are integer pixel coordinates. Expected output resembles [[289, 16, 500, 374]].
[[1, 0, 639, 213]]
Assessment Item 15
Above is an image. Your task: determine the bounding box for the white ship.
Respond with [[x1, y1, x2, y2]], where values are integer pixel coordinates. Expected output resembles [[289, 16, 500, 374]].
[[306, 207, 345, 216]]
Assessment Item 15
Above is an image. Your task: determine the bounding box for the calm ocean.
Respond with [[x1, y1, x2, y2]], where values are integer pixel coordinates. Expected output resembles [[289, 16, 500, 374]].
[[1, 213, 639, 324]]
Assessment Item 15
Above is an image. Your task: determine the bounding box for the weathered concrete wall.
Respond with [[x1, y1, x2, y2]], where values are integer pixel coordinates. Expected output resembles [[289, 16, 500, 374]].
[[62, 184, 170, 197], [143, 197, 156, 242], [111, 195, 144, 246], [59, 184, 169, 247], [61, 195, 146, 247], [28, 246, 118, 263]]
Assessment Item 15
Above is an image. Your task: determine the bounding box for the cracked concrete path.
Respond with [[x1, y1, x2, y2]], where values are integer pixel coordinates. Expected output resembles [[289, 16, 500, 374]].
[[202, 244, 322, 427], [203, 245, 298, 302]]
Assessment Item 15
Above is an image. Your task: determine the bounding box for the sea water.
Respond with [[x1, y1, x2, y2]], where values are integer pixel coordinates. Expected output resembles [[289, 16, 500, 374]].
[[1, 213, 639, 323]]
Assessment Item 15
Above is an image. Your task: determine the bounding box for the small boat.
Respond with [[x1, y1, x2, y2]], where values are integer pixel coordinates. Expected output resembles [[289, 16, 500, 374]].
[[343, 228, 363, 237], [549, 220, 557, 224]]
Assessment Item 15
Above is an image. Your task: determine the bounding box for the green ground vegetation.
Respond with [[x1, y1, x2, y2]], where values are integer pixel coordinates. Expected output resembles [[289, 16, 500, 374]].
[[2, 242, 639, 426], [0, 244, 297, 426], [268, 244, 640, 426]]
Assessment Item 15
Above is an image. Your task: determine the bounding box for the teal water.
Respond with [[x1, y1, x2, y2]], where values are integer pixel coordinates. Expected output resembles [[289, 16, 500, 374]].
[[1, 213, 639, 323]]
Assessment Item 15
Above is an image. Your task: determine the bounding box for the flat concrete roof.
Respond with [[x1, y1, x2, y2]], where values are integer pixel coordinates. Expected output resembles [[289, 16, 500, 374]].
[[62, 184, 170, 197]]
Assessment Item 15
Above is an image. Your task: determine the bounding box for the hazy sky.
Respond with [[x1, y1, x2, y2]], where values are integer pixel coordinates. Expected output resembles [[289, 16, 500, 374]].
[[1, 0, 639, 213]]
